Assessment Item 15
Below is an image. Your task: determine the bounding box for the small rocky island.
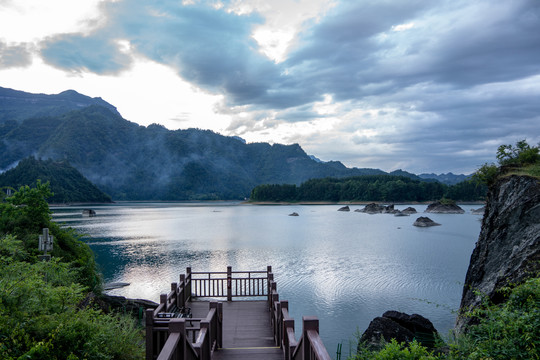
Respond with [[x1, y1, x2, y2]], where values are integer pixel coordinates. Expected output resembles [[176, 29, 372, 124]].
[[413, 216, 441, 227], [425, 201, 465, 214], [356, 203, 398, 214]]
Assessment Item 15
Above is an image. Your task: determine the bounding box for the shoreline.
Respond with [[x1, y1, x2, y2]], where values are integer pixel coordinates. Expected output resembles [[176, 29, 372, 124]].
[[245, 200, 485, 205]]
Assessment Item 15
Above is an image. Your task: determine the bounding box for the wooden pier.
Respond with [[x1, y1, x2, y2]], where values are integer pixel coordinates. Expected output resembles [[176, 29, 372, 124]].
[[146, 266, 331, 360]]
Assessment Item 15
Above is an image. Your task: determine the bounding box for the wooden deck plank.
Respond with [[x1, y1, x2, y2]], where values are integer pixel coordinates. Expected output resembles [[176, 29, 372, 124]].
[[190, 300, 284, 360]]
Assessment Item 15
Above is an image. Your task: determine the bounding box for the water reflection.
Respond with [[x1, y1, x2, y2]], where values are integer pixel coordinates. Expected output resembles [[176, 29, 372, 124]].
[[53, 203, 480, 356]]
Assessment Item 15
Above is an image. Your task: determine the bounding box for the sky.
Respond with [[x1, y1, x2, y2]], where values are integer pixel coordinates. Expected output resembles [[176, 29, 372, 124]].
[[1, 0, 539, 175]]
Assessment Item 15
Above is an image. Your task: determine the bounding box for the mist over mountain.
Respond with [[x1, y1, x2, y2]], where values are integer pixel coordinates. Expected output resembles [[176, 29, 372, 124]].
[[0, 157, 112, 203], [418, 172, 471, 185], [1, 87, 395, 200]]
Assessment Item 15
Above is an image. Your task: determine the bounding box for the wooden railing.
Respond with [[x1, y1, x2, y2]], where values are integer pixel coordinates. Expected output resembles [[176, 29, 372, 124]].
[[147, 266, 331, 360], [191, 266, 270, 300], [147, 301, 222, 360], [267, 270, 331, 360]]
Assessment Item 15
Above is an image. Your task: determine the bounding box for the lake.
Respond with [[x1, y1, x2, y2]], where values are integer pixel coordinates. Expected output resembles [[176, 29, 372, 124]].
[[52, 202, 482, 357]]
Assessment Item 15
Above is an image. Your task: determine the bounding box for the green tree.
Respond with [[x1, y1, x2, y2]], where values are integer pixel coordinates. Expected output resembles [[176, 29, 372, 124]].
[[496, 140, 540, 167]]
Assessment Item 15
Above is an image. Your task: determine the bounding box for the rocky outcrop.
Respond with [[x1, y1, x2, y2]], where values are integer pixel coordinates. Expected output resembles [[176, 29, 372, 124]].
[[456, 175, 540, 332], [425, 201, 465, 214], [413, 216, 441, 227], [360, 311, 440, 350], [471, 206, 485, 215], [289, 212, 299, 216], [357, 203, 398, 214], [338, 206, 350, 212], [402, 207, 418, 214]]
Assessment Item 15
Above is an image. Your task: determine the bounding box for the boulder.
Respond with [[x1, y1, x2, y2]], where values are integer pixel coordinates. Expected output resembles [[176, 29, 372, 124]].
[[425, 201, 465, 214], [358, 203, 397, 214], [359, 311, 440, 350], [288, 212, 299, 216], [402, 207, 418, 214], [456, 175, 540, 332], [337, 206, 350, 212], [471, 206, 485, 215], [413, 216, 441, 227]]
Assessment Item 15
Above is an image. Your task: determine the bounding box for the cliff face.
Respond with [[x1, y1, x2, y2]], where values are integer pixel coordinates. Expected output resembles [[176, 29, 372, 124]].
[[456, 175, 540, 332]]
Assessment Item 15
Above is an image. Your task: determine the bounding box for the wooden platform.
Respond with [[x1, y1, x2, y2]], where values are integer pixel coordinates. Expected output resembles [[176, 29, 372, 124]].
[[196, 301, 283, 360]]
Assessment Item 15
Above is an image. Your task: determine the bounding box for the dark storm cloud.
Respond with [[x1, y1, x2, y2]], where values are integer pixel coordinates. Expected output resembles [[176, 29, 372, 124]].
[[0, 42, 33, 68], [40, 34, 132, 74], [35, 0, 540, 172]]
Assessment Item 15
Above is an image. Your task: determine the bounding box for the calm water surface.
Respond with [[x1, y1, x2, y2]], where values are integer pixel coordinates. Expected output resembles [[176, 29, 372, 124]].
[[53, 202, 481, 357]]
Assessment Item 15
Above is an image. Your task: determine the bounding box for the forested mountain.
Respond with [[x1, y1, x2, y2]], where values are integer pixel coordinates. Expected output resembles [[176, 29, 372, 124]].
[[0, 157, 112, 203], [0, 86, 119, 123], [0, 87, 388, 200]]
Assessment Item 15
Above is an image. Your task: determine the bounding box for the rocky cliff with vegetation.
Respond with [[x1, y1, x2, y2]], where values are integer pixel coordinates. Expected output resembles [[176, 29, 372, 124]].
[[456, 174, 540, 332]]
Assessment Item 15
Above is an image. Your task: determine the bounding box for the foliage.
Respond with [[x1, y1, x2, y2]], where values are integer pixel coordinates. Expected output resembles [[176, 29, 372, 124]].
[[0, 235, 143, 360], [353, 339, 441, 360], [1, 179, 53, 238], [0, 157, 112, 204], [0, 183, 144, 359], [496, 140, 540, 167], [250, 175, 486, 202], [349, 277, 540, 360], [474, 140, 540, 186], [472, 163, 499, 186], [449, 277, 540, 360]]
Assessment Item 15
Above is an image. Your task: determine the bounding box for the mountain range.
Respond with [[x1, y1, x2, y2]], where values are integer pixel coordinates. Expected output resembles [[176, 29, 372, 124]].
[[0, 86, 470, 200]]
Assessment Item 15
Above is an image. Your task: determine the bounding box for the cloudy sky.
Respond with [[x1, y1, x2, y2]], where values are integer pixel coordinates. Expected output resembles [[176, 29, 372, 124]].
[[1, 0, 539, 174]]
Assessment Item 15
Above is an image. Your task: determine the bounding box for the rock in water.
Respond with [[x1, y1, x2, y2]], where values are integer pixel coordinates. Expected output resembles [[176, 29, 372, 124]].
[[413, 216, 441, 227], [456, 175, 540, 332], [471, 206, 485, 215], [357, 203, 397, 214], [402, 207, 417, 214], [425, 201, 465, 214], [360, 311, 440, 350], [337, 206, 350, 212], [288, 212, 299, 216]]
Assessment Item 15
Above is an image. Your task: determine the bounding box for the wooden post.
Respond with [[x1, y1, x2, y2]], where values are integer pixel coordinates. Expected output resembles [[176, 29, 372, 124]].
[[274, 301, 282, 346], [280, 300, 289, 349], [169, 318, 186, 360], [217, 302, 223, 348], [146, 308, 155, 360], [160, 293, 168, 312], [186, 267, 192, 301], [227, 266, 232, 302], [171, 282, 178, 308], [302, 316, 319, 358], [283, 318, 295, 360], [200, 320, 211, 359], [179, 274, 186, 308], [267, 273, 274, 309]]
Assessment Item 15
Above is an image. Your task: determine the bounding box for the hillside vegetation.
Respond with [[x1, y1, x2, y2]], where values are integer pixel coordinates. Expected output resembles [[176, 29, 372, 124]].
[[0, 157, 112, 203], [250, 175, 486, 202], [0, 182, 143, 359]]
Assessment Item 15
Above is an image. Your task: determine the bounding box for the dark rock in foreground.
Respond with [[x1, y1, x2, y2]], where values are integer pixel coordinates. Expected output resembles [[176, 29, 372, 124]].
[[337, 206, 350, 212], [413, 216, 441, 227], [360, 311, 440, 350], [425, 201, 465, 214], [289, 212, 299, 216], [456, 175, 540, 332]]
